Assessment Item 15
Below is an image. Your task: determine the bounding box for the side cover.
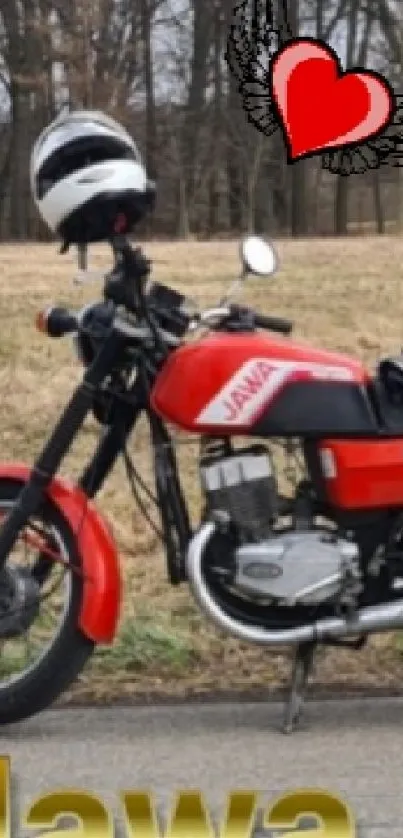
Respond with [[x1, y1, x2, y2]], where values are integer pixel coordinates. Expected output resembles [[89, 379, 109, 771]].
[[318, 440, 403, 509], [151, 333, 377, 436]]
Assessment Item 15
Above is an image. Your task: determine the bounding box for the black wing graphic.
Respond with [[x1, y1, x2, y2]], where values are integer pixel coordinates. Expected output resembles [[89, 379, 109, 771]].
[[225, 0, 291, 139], [226, 1, 403, 173]]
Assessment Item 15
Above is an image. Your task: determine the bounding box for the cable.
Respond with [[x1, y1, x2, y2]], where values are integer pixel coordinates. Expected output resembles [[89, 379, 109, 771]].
[[121, 437, 164, 540]]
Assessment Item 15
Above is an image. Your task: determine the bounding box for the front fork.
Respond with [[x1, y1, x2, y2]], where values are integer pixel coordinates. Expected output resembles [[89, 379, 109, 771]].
[[0, 331, 124, 571], [79, 395, 143, 498]]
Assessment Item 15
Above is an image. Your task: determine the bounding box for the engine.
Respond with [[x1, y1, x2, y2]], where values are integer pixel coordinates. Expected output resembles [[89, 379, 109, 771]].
[[199, 440, 362, 607]]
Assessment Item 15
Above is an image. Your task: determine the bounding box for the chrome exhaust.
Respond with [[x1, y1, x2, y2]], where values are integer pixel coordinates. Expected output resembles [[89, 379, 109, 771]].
[[186, 522, 403, 645]]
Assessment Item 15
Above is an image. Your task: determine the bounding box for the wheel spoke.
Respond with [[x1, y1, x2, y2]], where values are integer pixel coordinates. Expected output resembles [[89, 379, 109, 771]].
[[0, 504, 73, 687]]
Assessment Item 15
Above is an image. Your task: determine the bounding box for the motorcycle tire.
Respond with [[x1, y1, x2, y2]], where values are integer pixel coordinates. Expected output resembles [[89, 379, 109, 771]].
[[0, 478, 95, 725]]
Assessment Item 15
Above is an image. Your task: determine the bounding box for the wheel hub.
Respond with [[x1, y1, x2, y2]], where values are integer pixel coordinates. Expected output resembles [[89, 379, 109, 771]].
[[0, 568, 40, 639]]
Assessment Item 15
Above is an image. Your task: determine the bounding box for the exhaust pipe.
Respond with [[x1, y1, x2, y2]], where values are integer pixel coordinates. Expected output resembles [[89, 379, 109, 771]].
[[186, 522, 403, 645]]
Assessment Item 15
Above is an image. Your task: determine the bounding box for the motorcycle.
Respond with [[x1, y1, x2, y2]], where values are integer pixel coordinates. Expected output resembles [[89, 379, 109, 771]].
[[1, 234, 403, 732]]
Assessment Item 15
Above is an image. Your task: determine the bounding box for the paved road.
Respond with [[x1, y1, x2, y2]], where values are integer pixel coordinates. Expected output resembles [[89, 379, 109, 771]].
[[0, 698, 402, 837]]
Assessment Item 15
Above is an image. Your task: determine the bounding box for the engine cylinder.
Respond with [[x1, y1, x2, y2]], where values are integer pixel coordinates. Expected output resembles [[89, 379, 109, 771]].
[[200, 443, 278, 540]]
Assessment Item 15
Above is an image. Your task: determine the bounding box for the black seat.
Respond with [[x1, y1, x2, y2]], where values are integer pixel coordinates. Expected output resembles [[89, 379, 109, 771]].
[[370, 356, 403, 434], [379, 356, 403, 406]]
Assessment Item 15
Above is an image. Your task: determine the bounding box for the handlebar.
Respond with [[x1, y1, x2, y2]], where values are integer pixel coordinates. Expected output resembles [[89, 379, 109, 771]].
[[36, 300, 293, 344]]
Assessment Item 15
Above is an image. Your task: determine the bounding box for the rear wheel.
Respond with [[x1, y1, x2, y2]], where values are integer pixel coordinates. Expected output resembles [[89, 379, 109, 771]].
[[0, 479, 95, 724]]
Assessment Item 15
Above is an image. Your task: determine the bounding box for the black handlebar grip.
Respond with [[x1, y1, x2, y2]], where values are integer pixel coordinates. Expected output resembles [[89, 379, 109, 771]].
[[254, 313, 293, 335], [229, 304, 292, 335], [43, 307, 79, 337]]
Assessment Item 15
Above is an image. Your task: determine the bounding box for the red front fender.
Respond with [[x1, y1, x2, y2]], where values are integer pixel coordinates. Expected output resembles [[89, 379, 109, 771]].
[[0, 464, 122, 644]]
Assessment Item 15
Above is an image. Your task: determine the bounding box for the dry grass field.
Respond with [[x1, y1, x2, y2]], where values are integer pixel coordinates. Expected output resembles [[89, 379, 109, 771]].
[[1, 235, 403, 702]]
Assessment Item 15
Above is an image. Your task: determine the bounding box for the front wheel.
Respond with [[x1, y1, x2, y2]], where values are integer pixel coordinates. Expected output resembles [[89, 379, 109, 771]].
[[0, 479, 95, 724]]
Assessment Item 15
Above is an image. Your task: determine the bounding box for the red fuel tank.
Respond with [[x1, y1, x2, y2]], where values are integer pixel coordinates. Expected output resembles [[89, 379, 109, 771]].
[[150, 332, 373, 436]]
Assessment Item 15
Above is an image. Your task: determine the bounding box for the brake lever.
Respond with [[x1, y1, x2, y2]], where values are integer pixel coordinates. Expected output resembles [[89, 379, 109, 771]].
[[188, 307, 231, 330]]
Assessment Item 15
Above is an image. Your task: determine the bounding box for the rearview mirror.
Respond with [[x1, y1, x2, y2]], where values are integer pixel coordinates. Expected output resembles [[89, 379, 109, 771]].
[[240, 236, 278, 277]]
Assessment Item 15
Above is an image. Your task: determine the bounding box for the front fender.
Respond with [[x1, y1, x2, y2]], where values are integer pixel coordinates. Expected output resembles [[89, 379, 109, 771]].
[[0, 464, 122, 644]]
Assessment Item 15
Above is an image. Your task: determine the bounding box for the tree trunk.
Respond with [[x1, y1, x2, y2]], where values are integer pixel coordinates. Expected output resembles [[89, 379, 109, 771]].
[[334, 0, 360, 235], [7, 80, 31, 239], [226, 84, 244, 230], [177, 176, 190, 238], [246, 134, 264, 232], [141, 0, 157, 236], [141, 0, 157, 179], [0, 135, 12, 238], [182, 0, 211, 225], [225, 0, 243, 233], [290, 161, 308, 236], [208, 1, 222, 234], [334, 175, 349, 236], [288, 0, 309, 236], [373, 171, 385, 234]]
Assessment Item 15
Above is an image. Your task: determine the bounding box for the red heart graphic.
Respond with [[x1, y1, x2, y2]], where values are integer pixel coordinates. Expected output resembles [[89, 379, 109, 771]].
[[270, 39, 394, 161]]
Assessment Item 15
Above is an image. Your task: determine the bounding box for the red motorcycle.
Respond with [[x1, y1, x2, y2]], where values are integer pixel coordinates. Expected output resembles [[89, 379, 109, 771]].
[[0, 234, 403, 732]]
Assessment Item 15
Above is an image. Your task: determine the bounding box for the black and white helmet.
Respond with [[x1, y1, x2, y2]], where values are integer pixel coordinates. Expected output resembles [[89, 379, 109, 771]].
[[30, 110, 156, 245]]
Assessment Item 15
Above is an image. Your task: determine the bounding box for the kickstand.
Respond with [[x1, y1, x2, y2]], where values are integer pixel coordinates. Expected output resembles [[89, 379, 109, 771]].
[[282, 641, 317, 734]]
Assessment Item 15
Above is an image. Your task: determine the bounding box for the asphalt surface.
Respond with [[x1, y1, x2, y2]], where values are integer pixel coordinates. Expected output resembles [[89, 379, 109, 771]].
[[1, 698, 402, 837]]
